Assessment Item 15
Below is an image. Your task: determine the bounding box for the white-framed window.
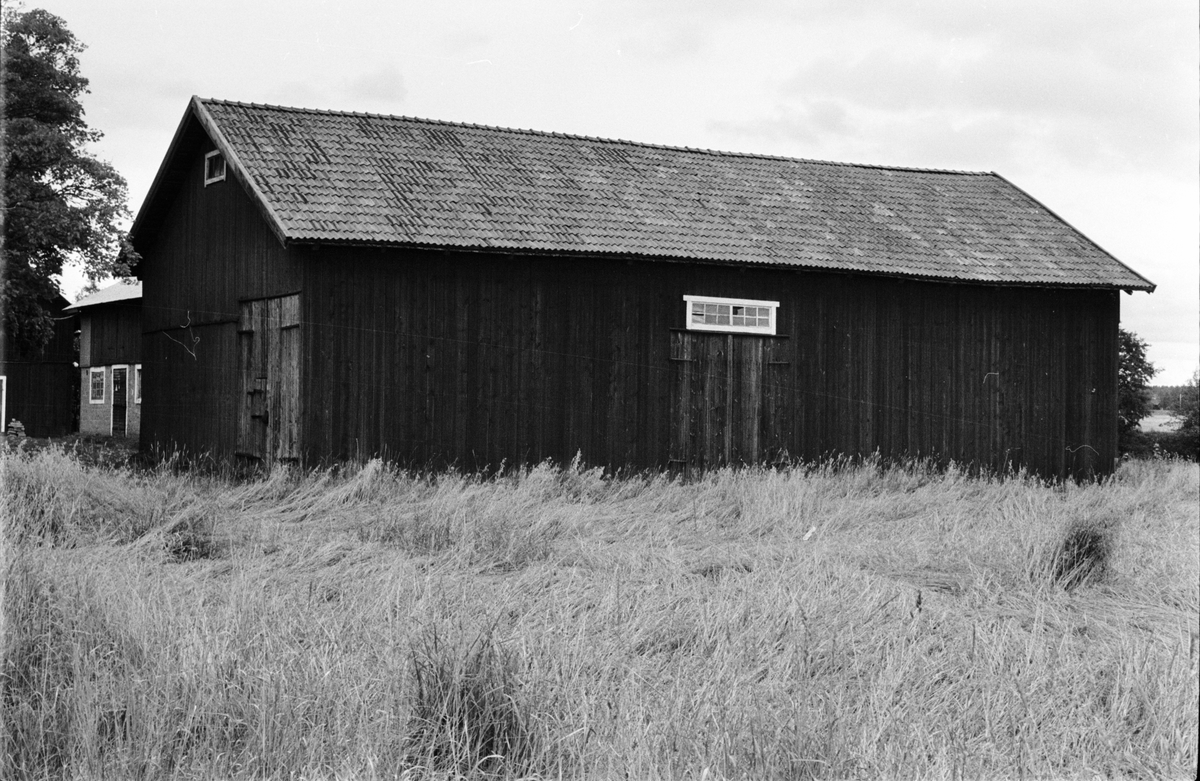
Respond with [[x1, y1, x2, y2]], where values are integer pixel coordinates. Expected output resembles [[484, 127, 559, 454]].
[[135, 364, 142, 404], [684, 295, 779, 335], [89, 367, 106, 404], [204, 150, 226, 185]]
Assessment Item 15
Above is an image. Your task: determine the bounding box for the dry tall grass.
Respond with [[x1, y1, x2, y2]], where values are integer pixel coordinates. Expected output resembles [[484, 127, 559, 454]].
[[2, 448, 1197, 780]]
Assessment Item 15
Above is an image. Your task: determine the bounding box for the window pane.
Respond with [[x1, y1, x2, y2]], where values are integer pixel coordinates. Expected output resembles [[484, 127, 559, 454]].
[[207, 155, 224, 179], [685, 297, 776, 333]]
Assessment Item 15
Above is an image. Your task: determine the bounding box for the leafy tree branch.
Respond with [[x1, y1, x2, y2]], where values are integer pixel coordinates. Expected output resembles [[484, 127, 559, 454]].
[[2, 6, 138, 353]]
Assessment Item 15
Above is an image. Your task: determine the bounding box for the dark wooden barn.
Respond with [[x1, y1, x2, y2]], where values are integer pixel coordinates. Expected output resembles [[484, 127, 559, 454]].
[[0, 294, 78, 438], [129, 97, 1155, 478], [65, 281, 143, 439]]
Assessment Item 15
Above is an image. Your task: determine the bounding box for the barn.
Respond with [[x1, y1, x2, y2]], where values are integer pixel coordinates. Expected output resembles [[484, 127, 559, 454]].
[[65, 280, 143, 439], [0, 294, 78, 438], [129, 97, 1154, 478]]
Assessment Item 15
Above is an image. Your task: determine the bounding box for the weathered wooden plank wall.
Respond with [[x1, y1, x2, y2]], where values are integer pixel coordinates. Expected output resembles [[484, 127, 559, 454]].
[[1, 300, 78, 437], [83, 304, 141, 366], [137, 140, 299, 456], [300, 248, 1119, 478], [1, 362, 77, 437], [142, 324, 238, 456], [236, 294, 301, 461], [132, 124, 1119, 478]]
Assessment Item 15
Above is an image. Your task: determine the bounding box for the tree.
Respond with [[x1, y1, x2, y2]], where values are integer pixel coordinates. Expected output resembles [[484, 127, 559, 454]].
[[1174, 368, 1199, 432], [1117, 327, 1157, 436], [2, 7, 134, 353]]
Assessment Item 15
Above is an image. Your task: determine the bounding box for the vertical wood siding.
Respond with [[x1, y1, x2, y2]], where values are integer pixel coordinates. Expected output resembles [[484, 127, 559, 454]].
[[237, 295, 301, 462], [81, 304, 141, 367], [137, 140, 300, 456], [143, 324, 239, 456], [301, 249, 1119, 479], [1, 301, 78, 437], [135, 129, 1119, 479]]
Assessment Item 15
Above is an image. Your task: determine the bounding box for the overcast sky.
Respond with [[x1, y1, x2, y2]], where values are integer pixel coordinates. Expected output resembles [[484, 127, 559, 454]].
[[26, 0, 1200, 383]]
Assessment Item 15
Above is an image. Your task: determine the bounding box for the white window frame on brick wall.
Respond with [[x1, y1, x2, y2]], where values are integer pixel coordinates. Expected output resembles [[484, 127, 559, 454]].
[[89, 367, 106, 404], [135, 364, 142, 404], [204, 150, 226, 186], [683, 295, 779, 335]]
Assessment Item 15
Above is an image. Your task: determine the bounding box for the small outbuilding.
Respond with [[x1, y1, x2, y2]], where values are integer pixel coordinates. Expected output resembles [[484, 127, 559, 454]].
[[0, 294, 78, 438], [129, 97, 1154, 478], [65, 281, 143, 439]]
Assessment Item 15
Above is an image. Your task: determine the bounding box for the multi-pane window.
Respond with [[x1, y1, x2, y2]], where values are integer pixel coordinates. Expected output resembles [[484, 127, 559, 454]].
[[204, 150, 226, 185], [89, 367, 105, 403], [683, 295, 779, 335]]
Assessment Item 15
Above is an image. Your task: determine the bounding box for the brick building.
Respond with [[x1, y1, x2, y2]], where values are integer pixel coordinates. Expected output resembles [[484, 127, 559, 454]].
[[66, 281, 142, 438]]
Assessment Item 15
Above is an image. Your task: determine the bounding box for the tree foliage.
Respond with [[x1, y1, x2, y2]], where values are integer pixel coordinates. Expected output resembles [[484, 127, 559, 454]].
[[2, 7, 135, 353], [1174, 369, 1199, 432], [1117, 327, 1157, 436]]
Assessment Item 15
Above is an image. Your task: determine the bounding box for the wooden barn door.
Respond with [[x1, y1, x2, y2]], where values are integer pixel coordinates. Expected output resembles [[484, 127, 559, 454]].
[[669, 332, 789, 471], [237, 294, 301, 464], [111, 366, 128, 438]]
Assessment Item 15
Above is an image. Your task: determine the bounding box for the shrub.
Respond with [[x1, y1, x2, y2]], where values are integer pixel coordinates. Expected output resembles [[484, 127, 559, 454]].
[[1154, 427, 1200, 460], [1120, 428, 1199, 461]]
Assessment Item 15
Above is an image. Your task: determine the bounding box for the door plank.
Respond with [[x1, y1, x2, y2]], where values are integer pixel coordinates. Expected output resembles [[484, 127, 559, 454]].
[[670, 331, 786, 472]]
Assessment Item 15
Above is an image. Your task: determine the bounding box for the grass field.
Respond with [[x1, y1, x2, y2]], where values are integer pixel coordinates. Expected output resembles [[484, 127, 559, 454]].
[[2, 446, 1197, 780], [1139, 411, 1183, 433]]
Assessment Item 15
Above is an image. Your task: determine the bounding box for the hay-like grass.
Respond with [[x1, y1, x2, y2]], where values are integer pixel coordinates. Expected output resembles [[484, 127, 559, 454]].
[[1, 447, 1196, 779]]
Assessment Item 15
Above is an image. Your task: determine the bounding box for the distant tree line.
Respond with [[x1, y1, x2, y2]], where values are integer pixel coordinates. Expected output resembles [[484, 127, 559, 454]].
[[1148, 384, 1192, 411]]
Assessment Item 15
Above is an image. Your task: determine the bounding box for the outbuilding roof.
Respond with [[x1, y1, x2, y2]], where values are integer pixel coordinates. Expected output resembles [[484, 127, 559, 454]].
[[64, 280, 142, 310], [131, 96, 1154, 291]]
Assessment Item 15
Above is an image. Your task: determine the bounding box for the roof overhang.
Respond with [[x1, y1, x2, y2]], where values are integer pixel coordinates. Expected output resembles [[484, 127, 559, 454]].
[[64, 281, 143, 311], [129, 96, 290, 267], [286, 236, 1156, 292]]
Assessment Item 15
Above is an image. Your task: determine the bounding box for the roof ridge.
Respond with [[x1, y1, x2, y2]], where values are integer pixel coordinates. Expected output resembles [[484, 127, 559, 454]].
[[196, 97, 991, 177]]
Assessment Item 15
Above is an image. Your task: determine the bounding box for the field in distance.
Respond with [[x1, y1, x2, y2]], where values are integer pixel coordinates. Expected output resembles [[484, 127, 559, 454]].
[[1139, 409, 1185, 433], [3, 448, 1197, 780]]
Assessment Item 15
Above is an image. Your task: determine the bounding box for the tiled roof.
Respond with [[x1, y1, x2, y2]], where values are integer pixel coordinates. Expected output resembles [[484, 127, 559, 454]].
[[64, 280, 142, 310], [189, 97, 1152, 290]]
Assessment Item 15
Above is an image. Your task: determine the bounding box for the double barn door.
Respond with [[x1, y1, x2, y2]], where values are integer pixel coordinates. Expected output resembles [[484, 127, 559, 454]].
[[237, 294, 301, 463], [669, 331, 790, 471]]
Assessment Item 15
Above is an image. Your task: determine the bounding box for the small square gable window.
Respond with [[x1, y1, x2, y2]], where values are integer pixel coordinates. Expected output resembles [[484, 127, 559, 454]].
[[684, 295, 779, 335], [204, 150, 226, 186]]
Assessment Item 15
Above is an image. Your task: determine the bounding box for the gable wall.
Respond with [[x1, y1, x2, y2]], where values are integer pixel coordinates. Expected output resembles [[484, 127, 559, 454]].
[[300, 248, 1119, 478], [80, 303, 142, 367], [137, 139, 301, 456]]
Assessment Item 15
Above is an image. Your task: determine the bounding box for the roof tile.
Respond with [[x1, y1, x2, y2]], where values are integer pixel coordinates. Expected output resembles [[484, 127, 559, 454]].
[[197, 99, 1152, 290]]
